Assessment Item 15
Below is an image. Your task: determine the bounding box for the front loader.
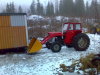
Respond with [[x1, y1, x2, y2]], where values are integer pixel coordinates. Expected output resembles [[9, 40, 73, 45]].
[[28, 22, 90, 53]]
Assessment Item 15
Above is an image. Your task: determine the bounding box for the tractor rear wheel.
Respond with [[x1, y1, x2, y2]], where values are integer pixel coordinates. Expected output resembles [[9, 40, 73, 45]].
[[50, 42, 61, 52], [73, 33, 90, 51]]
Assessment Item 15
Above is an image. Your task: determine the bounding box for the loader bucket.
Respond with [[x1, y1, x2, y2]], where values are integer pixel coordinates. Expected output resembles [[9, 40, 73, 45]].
[[27, 38, 42, 53]]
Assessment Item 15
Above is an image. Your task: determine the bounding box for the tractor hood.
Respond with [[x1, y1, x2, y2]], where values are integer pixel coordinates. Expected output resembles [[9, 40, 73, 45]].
[[48, 32, 63, 36]]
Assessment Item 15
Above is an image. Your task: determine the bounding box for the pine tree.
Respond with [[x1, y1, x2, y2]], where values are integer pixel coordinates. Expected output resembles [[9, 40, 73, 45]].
[[36, 0, 44, 15], [85, 1, 90, 23], [85, 1, 90, 18], [71, 0, 76, 17], [46, 2, 54, 17], [36, 0, 41, 15], [59, 0, 74, 17], [6, 3, 10, 13], [40, 4, 44, 15], [46, 2, 50, 16], [11, 2, 16, 13], [98, 3, 100, 19], [5, 2, 16, 13], [18, 6, 23, 13], [30, 0, 36, 14], [89, 0, 97, 19], [75, 0, 85, 17], [59, 0, 64, 16], [90, 0, 99, 22], [63, 0, 74, 16], [50, 2, 54, 16], [55, 0, 59, 16]]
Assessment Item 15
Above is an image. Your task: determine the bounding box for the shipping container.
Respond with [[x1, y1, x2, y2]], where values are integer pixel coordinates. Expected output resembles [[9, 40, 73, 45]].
[[0, 13, 28, 51]]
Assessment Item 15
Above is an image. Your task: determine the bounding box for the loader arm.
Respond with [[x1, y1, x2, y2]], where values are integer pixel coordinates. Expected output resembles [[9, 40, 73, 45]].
[[41, 32, 63, 44]]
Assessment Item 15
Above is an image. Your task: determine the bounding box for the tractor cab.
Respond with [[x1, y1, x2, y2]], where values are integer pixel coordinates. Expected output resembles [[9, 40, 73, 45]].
[[63, 23, 82, 33], [63, 23, 82, 45]]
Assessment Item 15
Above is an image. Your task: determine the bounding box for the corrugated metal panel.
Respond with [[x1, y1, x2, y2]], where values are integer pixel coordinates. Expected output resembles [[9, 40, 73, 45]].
[[0, 26, 27, 49], [11, 15, 25, 26], [0, 16, 11, 27]]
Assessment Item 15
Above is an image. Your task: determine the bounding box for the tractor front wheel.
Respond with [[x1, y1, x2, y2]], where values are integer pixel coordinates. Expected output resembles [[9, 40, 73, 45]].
[[46, 42, 51, 49], [50, 42, 61, 52], [73, 33, 90, 51]]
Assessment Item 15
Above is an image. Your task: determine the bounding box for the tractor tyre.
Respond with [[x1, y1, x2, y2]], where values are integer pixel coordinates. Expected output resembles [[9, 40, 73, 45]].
[[73, 33, 90, 51], [46, 42, 51, 49], [50, 42, 61, 52]]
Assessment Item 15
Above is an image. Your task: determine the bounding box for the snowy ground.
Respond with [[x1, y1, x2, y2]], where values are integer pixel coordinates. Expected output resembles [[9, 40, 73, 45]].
[[0, 34, 100, 75]]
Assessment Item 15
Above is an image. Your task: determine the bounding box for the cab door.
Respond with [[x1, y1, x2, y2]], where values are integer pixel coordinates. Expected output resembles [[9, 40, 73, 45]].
[[64, 24, 75, 44]]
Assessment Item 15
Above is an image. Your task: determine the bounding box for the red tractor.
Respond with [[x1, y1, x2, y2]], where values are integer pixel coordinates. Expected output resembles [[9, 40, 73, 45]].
[[28, 22, 90, 53], [40, 22, 90, 52]]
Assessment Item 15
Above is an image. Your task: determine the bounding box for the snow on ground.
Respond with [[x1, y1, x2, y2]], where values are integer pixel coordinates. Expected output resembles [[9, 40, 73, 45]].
[[28, 15, 45, 20], [0, 34, 100, 75]]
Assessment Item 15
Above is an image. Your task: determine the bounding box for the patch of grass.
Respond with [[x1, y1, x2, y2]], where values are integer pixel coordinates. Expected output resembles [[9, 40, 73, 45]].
[[59, 53, 100, 74], [79, 53, 95, 71], [60, 64, 67, 72]]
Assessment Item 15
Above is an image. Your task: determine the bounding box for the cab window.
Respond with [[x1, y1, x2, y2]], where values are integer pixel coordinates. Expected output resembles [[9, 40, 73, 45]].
[[75, 24, 81, 30], [69, 24, 73, 30], [63, 24, 68, 31]]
